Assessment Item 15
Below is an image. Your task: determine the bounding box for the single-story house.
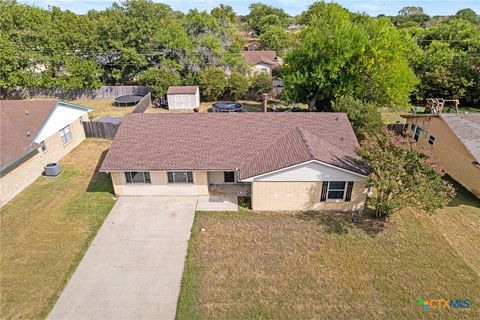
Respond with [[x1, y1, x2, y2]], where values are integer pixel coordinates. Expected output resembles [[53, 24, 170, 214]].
[[240, 51, 281, 76], [166, 86, 200, 110], [100, 113, 369, 211], [402, 113, 480, 197], [0, 100, 91, 206]]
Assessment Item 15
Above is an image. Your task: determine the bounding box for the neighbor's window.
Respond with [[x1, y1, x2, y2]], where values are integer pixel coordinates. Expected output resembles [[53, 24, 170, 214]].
[[428, 135, 435, 145], [59, 125, 72, 144], [261, 68, 268, 73], [413, 125, 422, 142], [125, 172, 151, 184], [167, 171, 193, 183], [224, 171, 235, 183]]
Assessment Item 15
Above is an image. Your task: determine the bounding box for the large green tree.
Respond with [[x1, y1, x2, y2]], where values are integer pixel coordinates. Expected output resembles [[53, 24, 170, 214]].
[[283, 2, 418, 111]]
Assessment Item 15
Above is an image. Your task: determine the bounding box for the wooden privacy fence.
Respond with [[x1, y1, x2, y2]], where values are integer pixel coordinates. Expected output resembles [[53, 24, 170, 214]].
[[132, 92, 151, 113], [83, 121, 120, 139], [2, 85, 149, 99]]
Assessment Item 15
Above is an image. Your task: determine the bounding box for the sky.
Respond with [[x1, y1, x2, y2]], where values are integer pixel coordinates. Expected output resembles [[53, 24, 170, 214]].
[[19, 0, 480, 16]]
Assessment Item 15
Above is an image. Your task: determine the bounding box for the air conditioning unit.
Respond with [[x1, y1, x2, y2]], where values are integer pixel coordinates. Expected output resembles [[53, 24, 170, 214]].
[[44, 163, 61, 177]]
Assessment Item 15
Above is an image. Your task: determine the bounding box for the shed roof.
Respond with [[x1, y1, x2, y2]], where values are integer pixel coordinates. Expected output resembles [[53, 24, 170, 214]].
[[100, 113, 367, 178], [167, 86, 198, 95]]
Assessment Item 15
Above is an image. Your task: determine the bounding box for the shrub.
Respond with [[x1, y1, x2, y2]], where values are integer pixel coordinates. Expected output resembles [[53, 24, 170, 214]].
[[227, 72, 250, 100], [139, 63, 181, 97], [198, 67, 227, 101], [358, 130, 455, 218], [251, 73, 273, 100]]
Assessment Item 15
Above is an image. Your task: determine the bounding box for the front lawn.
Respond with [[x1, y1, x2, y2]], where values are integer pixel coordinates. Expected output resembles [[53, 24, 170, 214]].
[[177, 189, 480, 319], [0, 139, 116, 319]]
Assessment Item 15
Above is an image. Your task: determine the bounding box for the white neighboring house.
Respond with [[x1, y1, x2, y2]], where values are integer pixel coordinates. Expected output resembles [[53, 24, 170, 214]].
[[240, 51, 282, 76], [0, 100, 91, 207], [167, 86, 200, 110]]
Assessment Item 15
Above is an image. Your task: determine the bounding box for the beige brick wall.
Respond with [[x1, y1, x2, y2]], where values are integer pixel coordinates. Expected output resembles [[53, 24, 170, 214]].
[[251, 181, 367, 211], [110, 170, 209, 196], [405, 117, 480, 197], [0, 115, 88, 207]]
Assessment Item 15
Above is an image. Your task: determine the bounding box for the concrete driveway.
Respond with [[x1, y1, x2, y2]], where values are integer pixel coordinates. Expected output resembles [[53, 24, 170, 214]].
[[48, 196, 197, 320]]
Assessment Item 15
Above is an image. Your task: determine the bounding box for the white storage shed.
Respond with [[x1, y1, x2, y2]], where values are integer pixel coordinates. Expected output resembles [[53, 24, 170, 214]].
[[167, 86, 200, 110]]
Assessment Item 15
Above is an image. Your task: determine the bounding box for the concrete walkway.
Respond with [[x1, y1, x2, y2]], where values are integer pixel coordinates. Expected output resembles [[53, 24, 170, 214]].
[[48, 196, 197, 320]]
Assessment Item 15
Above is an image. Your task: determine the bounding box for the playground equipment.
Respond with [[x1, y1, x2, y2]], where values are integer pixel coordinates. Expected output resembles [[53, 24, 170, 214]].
[[425, 98, 459, 114]]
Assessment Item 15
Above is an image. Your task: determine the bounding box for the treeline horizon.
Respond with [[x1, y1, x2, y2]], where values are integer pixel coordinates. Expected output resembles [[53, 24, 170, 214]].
[[1, 0, 479, 107]]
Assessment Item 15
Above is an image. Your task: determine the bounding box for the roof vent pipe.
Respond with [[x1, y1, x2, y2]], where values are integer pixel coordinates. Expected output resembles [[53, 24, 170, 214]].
[[25, 110, 29, 115], [26, 131, 30, 137]]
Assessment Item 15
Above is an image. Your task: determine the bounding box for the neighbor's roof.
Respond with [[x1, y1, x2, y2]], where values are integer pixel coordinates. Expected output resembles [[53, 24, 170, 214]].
[[240, 51, 280, 67], [440, 113, 480, 162], [167, 86, 198, 95], [100, 113, 367, 179], [0, 99, 91, 172]]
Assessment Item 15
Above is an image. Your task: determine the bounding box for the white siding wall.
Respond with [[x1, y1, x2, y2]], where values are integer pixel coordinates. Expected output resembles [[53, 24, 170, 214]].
[[251, 161, 365, 182], [34, 105, 89, 143], [253, 63, 272, 75]]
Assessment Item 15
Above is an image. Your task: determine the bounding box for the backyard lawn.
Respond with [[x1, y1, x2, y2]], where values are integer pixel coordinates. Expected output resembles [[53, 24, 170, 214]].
[[71, 98, 135, 119], [177, 189, 480, 319], [0, 139, 116, 319]]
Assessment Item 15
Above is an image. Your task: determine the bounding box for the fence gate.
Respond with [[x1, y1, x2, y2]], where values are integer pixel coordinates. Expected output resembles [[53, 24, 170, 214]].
[[82, 121, 120, 139]]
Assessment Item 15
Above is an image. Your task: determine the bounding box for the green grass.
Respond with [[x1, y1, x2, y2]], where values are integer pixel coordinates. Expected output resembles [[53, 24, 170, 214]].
[[177, 189, 480, 319], [0, 139, 115, 319], [71, 98, 135, 119]]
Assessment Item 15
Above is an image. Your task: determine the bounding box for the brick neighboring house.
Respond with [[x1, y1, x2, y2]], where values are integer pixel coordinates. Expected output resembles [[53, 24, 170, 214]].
[[402, 113, 480, 197], [0, 100, 91, 206], [100, 113, 369, 211]]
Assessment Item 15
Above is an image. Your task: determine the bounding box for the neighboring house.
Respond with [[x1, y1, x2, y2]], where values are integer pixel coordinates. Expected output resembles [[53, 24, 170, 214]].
[[244, 41, 260, 51], [0, 100, 91, 206], [240, 51, 281, 76], [101, 113, 369, 211], [402, 113, 480, 197], [166, 86, 200, 110]]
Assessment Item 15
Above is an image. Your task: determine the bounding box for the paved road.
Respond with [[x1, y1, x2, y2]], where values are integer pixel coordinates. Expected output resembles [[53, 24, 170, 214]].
[[48, 196, 197, 320]]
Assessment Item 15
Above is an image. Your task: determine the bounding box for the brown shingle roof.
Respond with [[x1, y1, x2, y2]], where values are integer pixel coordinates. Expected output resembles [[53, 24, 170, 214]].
[[100, 113, 367, 177], [240, 51, 280, 67], [0, 100, 58, 170], [167, 86, 198, 95]]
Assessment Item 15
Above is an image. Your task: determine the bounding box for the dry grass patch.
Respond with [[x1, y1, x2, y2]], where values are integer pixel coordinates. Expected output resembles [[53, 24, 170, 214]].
[[71, 98, 134, 119], [177, 193, 480, 319], [0, 139, 115, 319]]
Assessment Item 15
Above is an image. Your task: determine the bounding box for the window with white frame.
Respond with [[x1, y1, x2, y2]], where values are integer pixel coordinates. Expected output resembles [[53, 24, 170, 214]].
[[125, 172, 151, 184], [327, 181, 347, 200], [320, 181, 354, 202], [428, 135, 435, 145], [59, 125, 72, 144], [167, 171, 193, 183]]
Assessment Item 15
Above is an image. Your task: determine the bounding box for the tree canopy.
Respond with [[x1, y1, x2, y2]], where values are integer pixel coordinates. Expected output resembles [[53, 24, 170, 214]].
[[282, 2, 418, 111]]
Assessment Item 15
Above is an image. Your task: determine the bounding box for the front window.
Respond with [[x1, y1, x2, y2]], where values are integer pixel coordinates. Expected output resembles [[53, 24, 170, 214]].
[[59, 126, 72, 144], [327, 181, 347, 200], [224, 171, 235, 183], [428, 135, 435, 145], [125, 172, 151, 184], [167, 171, 193, 183]]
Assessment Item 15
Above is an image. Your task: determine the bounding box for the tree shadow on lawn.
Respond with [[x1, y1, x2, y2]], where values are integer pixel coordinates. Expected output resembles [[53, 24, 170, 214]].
[[445, 176, 480, 209], [86, 149, 114, 194], [297, 209, 387, 237]]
